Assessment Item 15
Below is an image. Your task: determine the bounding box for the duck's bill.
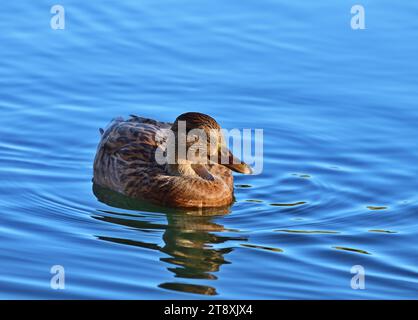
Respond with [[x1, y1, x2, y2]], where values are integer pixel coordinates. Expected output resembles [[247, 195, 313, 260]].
[[219, 146, 253, 174]]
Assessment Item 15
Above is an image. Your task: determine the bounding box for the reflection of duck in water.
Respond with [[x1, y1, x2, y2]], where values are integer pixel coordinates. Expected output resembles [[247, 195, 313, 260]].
[[93, 112, 252, 208], [93, 185, 247, 295]]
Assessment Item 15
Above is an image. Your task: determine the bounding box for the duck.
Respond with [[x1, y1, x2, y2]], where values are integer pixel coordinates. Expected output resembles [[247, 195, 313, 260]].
[[93, 112, 252, 208]]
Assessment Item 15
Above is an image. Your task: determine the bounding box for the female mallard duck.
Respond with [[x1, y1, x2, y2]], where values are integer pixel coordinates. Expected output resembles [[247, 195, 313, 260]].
[[93, 112, 252, 208]]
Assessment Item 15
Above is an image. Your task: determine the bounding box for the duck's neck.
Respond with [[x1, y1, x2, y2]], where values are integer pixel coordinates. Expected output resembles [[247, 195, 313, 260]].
[[164, 133, 214, 180], [166, 161, 197, 177], [166, 161, 214, 181]]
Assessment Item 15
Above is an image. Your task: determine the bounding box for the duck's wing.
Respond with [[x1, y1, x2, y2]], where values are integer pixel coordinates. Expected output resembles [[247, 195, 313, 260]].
[[93, 116, 170, 192], [98, 116, 171, 161]]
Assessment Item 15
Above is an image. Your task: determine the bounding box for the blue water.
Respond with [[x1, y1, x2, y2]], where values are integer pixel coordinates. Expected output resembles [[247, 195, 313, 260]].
[[1, 0, 417, 299]]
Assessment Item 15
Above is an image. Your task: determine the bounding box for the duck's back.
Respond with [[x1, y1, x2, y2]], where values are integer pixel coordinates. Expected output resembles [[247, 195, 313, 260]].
[[93, 116, 234, 208]]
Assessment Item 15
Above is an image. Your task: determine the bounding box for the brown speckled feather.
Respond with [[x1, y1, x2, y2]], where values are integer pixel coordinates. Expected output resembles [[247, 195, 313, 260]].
[[93, 116, 234, 208]]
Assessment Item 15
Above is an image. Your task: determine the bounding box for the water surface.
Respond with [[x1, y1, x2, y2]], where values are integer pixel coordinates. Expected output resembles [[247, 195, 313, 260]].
[[0, 1, 417, 299]]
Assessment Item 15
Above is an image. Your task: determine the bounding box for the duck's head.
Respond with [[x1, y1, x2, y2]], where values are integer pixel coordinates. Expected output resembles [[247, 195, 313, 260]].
[[167, 112, 252, 179]]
